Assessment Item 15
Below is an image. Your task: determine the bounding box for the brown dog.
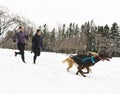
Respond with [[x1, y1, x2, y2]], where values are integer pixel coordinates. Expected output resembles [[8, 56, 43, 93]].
[[63, 52, 111, 77], [63, 52, 98, 72], [63, 57, 92, 72]]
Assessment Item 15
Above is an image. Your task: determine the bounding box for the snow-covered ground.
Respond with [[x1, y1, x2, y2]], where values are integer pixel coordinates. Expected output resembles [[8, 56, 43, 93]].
[[0, 48, 120, 94]]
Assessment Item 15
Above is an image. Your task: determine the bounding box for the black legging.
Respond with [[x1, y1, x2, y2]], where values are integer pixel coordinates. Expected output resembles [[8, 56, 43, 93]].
[[33, 47, 40, 64], [16, 42, 25, 63]]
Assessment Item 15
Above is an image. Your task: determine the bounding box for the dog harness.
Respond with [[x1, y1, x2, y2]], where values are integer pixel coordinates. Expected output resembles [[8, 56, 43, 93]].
[[72, 56, 95, 64], [82, 56, 95, 63]]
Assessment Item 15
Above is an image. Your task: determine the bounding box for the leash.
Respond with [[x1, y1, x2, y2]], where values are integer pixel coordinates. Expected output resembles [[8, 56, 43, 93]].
[[98, 55, 104, 61]]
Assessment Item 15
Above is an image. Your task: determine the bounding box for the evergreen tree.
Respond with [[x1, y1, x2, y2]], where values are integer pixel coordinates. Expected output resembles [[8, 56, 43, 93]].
[[110, 22, 119, 39], [62, 24, 66, 39], [110, 22, 120, 56], [75, 24, 80, 36], [98, 26, 104, 34], [42, 24, 49, 50], [103, 24, 109, 37], [50, 28, 56, 50], [81, 21, 92, 51], [68, 23, 73, 37]]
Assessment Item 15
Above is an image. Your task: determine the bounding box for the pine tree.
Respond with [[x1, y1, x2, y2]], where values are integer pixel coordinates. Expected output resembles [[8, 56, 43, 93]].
[[49, 28, 56, 51], [62, 24, 66, 39], [103, 24, 109, 37], [42, 24, 49, 50], [110, 22, 119, 39], [110, 22, 120, 56]]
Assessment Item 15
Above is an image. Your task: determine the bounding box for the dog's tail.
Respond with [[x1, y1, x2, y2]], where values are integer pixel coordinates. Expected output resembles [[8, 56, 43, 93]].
[[62, 58, 68, 63]]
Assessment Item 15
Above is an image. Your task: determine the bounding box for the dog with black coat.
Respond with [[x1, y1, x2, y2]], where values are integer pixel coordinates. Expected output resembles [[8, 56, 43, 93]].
[[63, 52, 112, 77]]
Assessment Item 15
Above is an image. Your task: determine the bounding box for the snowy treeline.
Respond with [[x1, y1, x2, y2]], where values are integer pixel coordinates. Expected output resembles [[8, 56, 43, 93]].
[[0, 6, 120, 56]]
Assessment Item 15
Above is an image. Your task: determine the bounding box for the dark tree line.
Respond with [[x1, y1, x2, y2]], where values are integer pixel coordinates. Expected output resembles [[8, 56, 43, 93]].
[[0, 6, 120, 56], [38, 20, 120, 56]]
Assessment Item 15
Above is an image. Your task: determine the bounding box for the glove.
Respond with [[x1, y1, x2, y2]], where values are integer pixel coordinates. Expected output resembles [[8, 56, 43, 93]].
[[13, 40, 16, 42], [25, 35, 28, 40]]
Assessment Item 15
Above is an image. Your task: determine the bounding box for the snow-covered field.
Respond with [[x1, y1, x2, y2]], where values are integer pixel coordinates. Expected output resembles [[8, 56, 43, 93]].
[[0, 48, 120, 94]]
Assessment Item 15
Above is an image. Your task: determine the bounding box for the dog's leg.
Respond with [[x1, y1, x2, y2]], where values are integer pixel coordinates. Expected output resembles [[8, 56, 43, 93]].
[[67, 62, 73, 72], [82, 66, 90, 74], [76, 68, 86, 77], [80, 71, 86, 77], [76, 67, 80, 75], [67, 67, 70, 72], [86, 67, 90, 73], [76, 66, 86, 77]]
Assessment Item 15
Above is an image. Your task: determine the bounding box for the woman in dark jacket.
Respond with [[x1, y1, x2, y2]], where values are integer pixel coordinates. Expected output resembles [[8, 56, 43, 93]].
[[32, 29, 44, 64]]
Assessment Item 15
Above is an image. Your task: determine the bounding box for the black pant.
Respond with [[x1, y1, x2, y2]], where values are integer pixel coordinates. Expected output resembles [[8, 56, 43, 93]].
[[16, 42, 25, 63], [33, 47, 41, 64]]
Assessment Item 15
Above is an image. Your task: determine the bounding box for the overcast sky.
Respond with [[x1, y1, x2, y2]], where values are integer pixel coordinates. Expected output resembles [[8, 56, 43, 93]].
[[0, 0, 120, 29]]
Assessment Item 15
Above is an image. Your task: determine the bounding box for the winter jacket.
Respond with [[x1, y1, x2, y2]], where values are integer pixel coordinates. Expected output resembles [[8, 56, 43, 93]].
[[32, 34, 44, 49], [13, 31, 28, 44]]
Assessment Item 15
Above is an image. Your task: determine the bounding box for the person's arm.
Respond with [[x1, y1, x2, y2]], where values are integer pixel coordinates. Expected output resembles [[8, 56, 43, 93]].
[[13, 32, 18, 42], [31, 36, 35, 53], [41, 34, 45, 39], [40, 36, 44, 50], [25, 34, 28, 40], [32, 36, 36, 47]]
